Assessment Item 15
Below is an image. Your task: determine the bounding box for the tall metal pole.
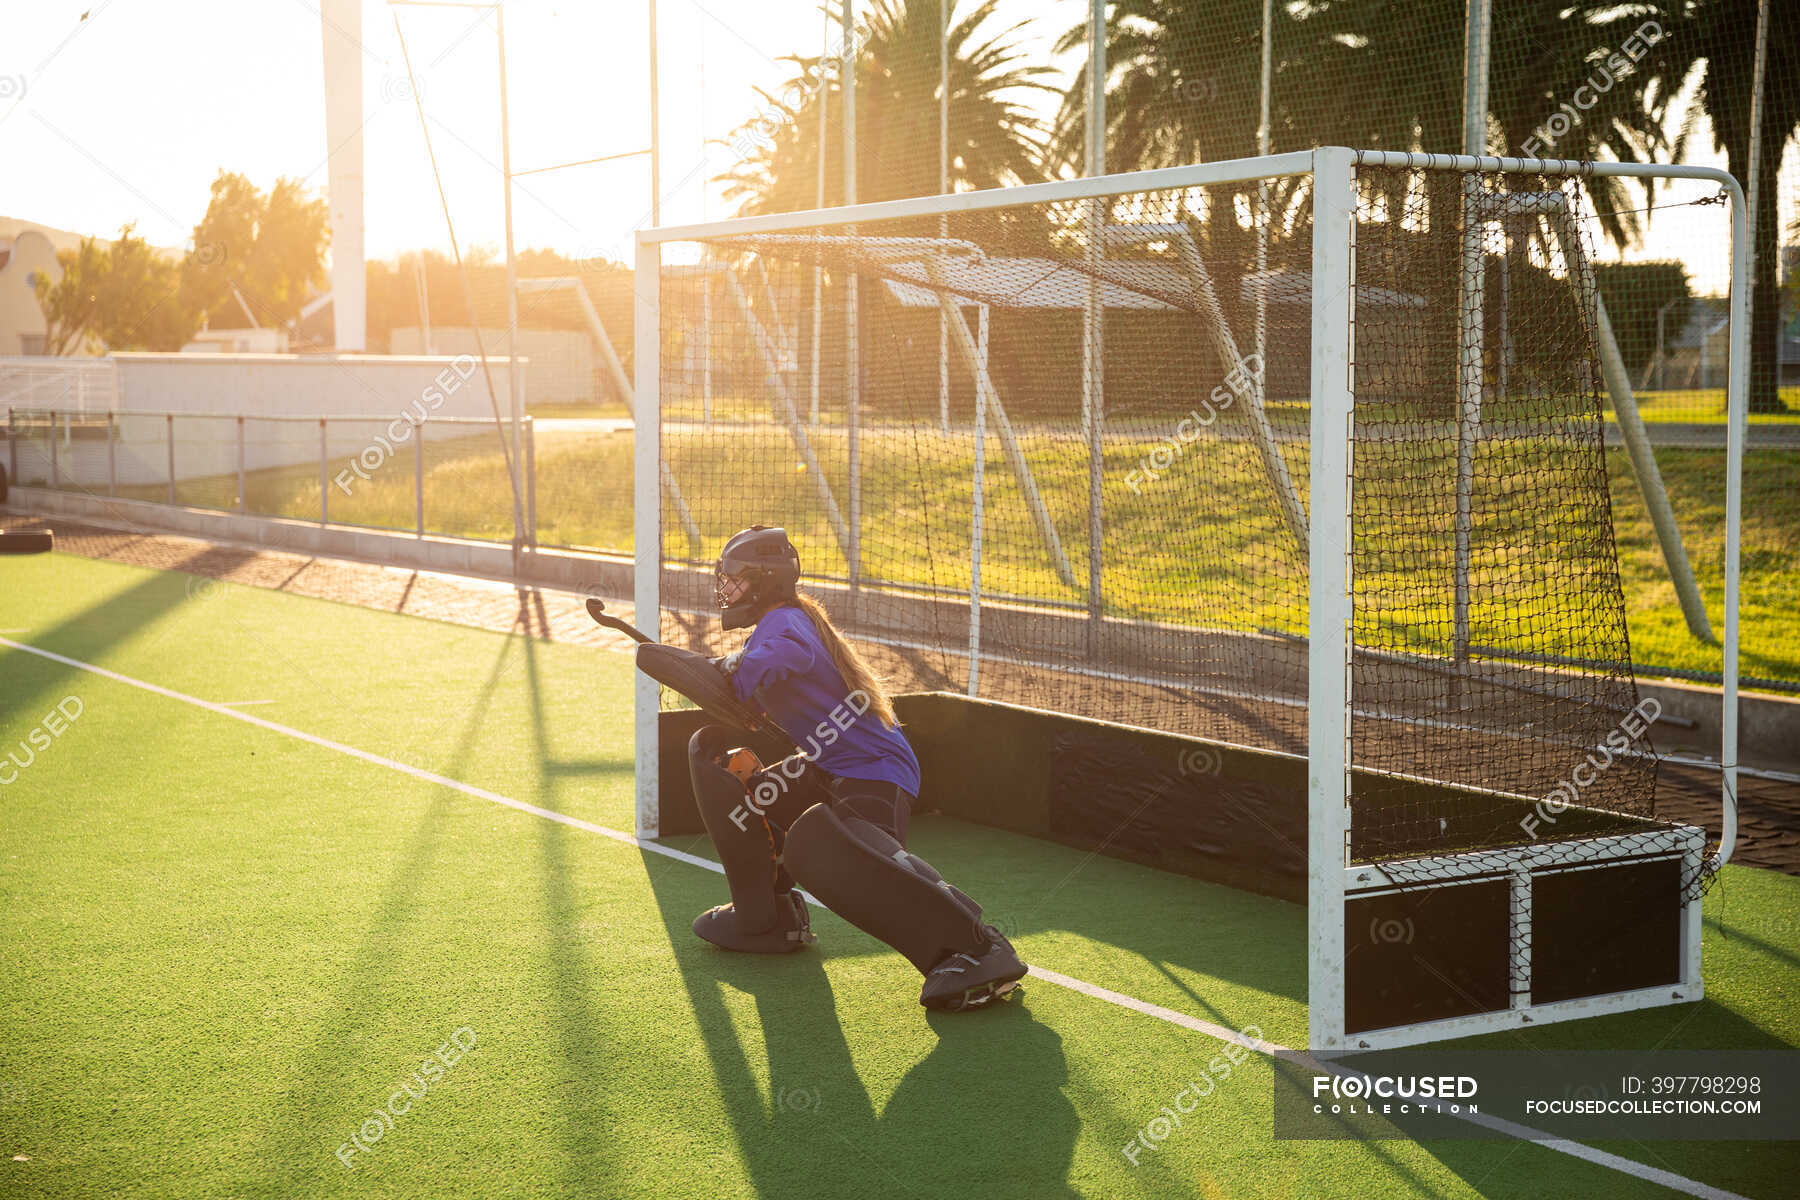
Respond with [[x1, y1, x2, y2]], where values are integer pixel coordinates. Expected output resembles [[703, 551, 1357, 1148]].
[[843, 0, 861, 602], [1255, 0, 1271, 390], [648, 0, 661, 227], [320, 0, 367, 352], [1461, 0, 1490, 156], [1452, 0, 1492, 678], [416, 251, 434, 354], [633, 239, 664, 837], [1745, 0, 1770, 318], [497, 4, 527, 554], [938, 0, 951, 434], [810, 8, 829, 427], [1082, 0, 1105, 656]]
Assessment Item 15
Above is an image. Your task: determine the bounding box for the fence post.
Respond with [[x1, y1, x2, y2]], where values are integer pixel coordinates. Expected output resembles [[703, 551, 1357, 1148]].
[[415, 418, 425, 536], [319, 419, 329, 524], [50, 411, 60, 490], [525, 414, 537, 549], [236, 416, 246, 513], [166, 413, 176, 505], [7, 408, 15, 490], [107, 412, 115, 496]]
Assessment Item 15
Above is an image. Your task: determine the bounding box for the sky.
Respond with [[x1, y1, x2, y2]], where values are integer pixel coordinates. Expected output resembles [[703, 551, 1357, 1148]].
[[0, 0, 1790, 295]]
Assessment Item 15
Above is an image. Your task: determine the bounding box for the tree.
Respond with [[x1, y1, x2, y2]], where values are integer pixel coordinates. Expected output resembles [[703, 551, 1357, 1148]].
[[34, 237, 107, 356], [1665, 0, 1797, 412], [1050, 0, 1274, 175], [33, 226, 196, 354], [93, 227, 194, 351], [1252, 0, 1794, 411], [1256, 1, 1690, 247], [181, 171, 330, 331], [717, 0, 1055, 215], [1484, 3, 1691, 248]]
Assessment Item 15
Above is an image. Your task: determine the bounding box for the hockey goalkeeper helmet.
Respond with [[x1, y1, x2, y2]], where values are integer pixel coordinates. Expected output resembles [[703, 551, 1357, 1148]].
[[715, 525, 801, 631]]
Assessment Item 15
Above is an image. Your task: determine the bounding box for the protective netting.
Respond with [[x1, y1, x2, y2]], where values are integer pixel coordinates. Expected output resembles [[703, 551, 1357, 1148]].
[[652, 163, 1701, 908], [672, 1, 1793, 699], [655, 180, 1317, 749], [1347, 162, 1660, 860], [1347, 162, 1709, 1013]]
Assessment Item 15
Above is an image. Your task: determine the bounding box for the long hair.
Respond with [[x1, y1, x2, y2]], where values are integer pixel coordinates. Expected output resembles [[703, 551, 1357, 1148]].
[[791, 593, 899, 729]]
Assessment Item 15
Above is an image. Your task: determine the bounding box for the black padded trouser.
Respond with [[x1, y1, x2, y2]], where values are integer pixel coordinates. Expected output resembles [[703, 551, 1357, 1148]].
[[751, 756, 916, 891], [754, 756, 913, 842]]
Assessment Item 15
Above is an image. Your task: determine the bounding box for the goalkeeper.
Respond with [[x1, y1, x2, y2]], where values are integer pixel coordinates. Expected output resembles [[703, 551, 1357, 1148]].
[[687, 525, 1027, 1013]]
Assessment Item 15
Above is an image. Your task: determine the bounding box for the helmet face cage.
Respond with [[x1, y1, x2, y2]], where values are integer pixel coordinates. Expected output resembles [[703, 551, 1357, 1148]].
[[714, 568, 754, 612], [714, 526, 800, 631]]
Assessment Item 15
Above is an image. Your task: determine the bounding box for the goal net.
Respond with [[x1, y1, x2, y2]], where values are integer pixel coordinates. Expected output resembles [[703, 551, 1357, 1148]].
[[633, 148, 1743, 1048]]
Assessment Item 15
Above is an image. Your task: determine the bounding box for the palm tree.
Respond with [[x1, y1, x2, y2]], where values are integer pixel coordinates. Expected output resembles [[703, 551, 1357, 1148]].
[[1276, 1, 1690, 247], [1663, 0, 1798, 412], [717, 1, 1055, 216], [1486, 3, 1694, 246], [1047, 0, 1298, 325], [1048, 0, 1270, 173]]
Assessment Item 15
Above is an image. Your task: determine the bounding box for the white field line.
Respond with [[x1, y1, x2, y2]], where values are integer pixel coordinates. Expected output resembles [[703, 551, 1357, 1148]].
[[0, 635, 1750, 1200]]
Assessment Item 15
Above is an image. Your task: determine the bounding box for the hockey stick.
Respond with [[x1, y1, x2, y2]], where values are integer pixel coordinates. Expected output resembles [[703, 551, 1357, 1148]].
[[585, 597, 655, 644], [586, 598, 800, 749]]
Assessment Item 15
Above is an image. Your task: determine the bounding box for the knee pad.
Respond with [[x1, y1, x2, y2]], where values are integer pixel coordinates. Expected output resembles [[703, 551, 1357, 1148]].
[[849, 821, 982, 925], [783, 803, 988, 973], [688, 725, 784, 933]]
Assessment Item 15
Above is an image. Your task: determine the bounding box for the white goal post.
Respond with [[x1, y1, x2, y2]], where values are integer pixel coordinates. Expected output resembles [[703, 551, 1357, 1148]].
[[629, 147, 1748, 1052]]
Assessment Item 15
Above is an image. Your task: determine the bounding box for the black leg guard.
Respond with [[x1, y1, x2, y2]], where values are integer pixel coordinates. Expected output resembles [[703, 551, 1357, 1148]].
[[865, 825, 1027, 1010], [687, 726, 812, 953], [880, 837, 985, 927], [783, 802, 989, 974]]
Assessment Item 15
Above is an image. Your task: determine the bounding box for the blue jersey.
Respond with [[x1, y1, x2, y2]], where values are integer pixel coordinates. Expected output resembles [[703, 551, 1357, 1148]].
[[729, 604, 921, 796]]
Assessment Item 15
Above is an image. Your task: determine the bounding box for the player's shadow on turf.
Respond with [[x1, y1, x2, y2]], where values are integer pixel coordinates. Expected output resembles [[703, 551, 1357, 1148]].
[[643, 849, 1081, 1198]]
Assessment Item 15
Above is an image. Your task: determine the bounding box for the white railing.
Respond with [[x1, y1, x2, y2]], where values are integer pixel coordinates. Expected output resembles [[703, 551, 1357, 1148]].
[[0, 358, 119, 415], [5, 406, 531, 541]]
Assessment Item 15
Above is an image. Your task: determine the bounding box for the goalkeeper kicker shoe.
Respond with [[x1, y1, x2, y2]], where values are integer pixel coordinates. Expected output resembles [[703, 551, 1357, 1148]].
[[693, 890, 816, 954], [920, 927, 1027, 1012]]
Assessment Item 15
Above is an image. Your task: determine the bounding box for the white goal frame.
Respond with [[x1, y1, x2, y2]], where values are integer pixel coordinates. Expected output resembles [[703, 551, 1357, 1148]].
[[630, 147, 1748, 1052]]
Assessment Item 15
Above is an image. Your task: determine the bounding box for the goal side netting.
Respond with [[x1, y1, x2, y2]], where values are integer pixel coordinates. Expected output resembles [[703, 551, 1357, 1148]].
[[644, 159, 1674, 873]]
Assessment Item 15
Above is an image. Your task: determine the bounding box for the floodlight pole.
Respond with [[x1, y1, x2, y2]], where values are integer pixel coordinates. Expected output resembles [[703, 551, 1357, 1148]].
[[1082, 0, 1106, 658], [1745, 0, 1769, 334], [938, 0, 951, 434], [496, 3, 527, 555], [648, 0, 661, 227], [1255, 0, 1271, 387], [1451, 0, 1492, 681], [388, 0, 527, 555], [843, 0, 862, 611], [810, 9, 829, 428]]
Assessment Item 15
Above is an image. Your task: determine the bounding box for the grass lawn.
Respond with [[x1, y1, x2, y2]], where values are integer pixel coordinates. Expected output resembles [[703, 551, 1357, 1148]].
[[1629, 388, 1800, 425], [528, 401, 632, 420], [76, 412, 1800, 687], [2, 552, 1797, 1198]]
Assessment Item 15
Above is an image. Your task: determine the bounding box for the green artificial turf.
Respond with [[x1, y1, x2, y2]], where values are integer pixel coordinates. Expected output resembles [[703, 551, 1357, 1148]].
[[1, 553, 1797, 1198]]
